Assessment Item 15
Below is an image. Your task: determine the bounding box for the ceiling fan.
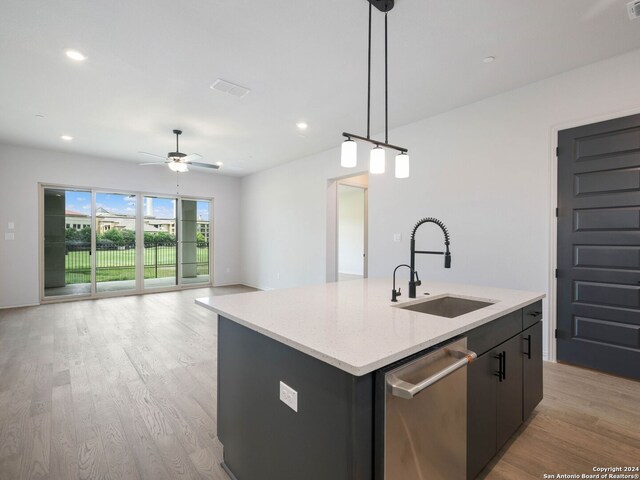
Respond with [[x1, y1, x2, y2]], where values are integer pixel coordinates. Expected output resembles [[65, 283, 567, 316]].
[[138, 129, 219, 172]]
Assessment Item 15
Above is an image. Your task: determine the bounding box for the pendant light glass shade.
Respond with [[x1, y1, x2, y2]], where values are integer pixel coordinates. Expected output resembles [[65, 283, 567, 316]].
[[395, 152, 409, 178], [168, 162, 188, 173], [341, 139, 357, 168], [370, 146, 385, 174]]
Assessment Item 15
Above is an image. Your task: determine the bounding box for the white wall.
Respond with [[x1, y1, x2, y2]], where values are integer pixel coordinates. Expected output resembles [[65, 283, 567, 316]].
[[338, 185, 365, 276], [0, 143, 242, 308], [241, 48, 640, 358]]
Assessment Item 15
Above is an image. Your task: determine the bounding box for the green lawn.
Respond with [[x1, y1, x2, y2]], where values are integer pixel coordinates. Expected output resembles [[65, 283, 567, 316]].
[[64, 245, 209, 283]]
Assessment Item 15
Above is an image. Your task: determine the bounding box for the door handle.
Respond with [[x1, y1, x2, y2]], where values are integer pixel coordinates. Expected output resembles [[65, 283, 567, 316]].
[[523, 334, 532, 360], [528, 311, 542, 317], [493, 352, 504, 382]]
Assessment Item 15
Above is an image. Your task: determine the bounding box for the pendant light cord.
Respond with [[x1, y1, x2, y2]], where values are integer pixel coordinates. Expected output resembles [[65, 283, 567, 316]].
[[385, 11, 388, 144], [366, 2, 372, 139]]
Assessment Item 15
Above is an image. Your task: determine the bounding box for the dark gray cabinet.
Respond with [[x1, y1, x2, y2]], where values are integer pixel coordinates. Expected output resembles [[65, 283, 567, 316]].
[[523, 321, 543, 420], [496, 334, 524, 450], [467, 334, 523, 479], [467, 348, 498, 479], [467, 307, 543, 479]]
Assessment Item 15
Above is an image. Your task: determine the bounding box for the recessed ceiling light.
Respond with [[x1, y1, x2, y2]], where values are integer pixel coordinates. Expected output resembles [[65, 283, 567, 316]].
[[216, 161, 223, 166], [65, 49, 87, 61], [296, 122, 308, 130], [61, 135, 73, 141], [483, 56, 496, 63]]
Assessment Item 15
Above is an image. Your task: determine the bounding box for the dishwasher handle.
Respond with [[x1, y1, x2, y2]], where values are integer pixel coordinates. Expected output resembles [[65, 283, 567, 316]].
[[387, 347, 477, 400]]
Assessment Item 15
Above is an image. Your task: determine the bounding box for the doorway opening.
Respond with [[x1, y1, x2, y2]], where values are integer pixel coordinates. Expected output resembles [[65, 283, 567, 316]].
[[326, 174, 368, 283]]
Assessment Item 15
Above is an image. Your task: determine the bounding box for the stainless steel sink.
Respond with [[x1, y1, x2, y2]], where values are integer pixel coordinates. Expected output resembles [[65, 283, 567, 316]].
[[398, 295, 494, 318]]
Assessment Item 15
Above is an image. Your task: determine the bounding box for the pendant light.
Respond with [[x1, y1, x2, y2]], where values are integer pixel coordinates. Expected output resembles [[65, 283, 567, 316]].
[[370, 146, 385, 174], [340, 0, 409, 178], [341, 137, 357, 168], [395, 152, 409, 178]]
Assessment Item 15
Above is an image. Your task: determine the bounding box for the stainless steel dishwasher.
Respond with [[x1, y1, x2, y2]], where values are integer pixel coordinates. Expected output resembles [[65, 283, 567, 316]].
[[382, 337, 476, 480]]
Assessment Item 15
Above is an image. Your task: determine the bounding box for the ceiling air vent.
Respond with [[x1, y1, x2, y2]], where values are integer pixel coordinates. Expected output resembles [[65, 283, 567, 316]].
[[210, 79, 251, 98], [628, 0, 640, 20]]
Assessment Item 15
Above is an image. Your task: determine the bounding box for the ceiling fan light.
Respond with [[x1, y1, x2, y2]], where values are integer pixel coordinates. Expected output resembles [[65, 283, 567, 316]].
[[341, 139, 357, 168], [395, 152, 410, 178], [369, 146, 385, 174], [168, 162, 188, 173]]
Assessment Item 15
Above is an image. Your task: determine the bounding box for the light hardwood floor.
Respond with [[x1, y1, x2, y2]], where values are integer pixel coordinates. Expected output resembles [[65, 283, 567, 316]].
[[1, 288, 638, 480]]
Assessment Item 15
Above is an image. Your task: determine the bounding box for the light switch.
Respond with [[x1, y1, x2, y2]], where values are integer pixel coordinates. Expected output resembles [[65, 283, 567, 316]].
[[5, 233, 15, 241], [7, 222, 15, 230], [393, 233, 402, 242]]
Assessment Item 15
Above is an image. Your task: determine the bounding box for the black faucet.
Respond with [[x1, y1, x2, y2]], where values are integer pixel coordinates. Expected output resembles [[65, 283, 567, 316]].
[[408, 217, 451, 298], [391, 264, 411, 302]]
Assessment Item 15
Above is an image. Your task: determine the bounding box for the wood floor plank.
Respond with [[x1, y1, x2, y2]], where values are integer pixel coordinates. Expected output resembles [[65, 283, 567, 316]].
[[77, 437, 111, 480], [108, 384, 170, 480], [94, 399, 140, 480], [0, 453, 22, 479], [51, 384, 78, 480], [18, 412, 50, 480], [69, 363, 99, 444], [30, 363, 53, 417], [0, 400, 31, 459]]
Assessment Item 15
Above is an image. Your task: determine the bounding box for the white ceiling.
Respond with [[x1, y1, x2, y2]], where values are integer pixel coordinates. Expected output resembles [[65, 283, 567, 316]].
[[1, 0, 639, 176]]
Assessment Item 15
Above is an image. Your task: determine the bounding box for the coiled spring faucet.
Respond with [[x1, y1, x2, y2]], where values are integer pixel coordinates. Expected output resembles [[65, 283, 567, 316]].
[[391, 217, 451, 301], [409, 217, 452, 299]]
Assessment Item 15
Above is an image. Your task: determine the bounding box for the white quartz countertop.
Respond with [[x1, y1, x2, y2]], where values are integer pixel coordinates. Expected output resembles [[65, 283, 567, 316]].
[[196, 279, 544, 376]]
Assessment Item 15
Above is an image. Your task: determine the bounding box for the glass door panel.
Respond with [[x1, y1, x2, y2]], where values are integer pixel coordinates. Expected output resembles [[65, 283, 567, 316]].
[[181, 199, 210, 285], [144, 196, 177, 289], [43, 188, 92, 297], [95, 192, 137, 293]]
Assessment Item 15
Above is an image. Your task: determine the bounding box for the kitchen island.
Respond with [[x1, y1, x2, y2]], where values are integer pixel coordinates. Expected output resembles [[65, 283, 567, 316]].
[[196, 279, 544, 480]]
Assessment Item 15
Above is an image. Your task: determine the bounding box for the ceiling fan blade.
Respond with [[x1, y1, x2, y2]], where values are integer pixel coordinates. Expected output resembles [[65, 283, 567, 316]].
[[189, 162, 220, 169], [183, 153, 203, 163], [138, 151, 167, 160], [138, 162, 168, 166]]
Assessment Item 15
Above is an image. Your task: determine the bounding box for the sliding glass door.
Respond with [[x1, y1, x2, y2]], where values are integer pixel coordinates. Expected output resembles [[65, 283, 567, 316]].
[[41, 185, 212, 301], [181, 199, 211, 285], [43, 187, 92, 298], [95, 192, 137, 293], [144, 196, 178, 289]]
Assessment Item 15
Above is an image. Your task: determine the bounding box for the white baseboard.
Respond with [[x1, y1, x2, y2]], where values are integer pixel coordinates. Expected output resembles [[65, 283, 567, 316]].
[[239, 282, 272, 291], [0, 302, 39, 310]]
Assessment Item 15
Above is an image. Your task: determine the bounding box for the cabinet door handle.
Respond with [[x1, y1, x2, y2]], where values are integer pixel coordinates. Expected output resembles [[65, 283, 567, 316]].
[[493, 352, 504, 382], [502, 350, 506, 381], [524, 334, 532, 360], [528, 311, 542, 317]]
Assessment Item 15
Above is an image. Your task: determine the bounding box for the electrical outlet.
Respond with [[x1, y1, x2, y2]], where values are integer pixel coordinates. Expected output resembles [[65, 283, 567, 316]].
[[7, 222, 14, 230], [279, 381, 298, 412], [276, 272, 280, 280], [4, 233, 15, 241], [393, 233, 402, 242]]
